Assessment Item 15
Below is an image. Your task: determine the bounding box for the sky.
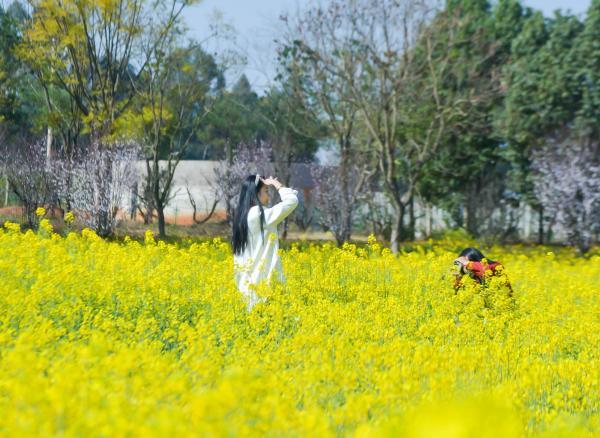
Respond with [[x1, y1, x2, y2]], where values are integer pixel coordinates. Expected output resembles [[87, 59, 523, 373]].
[[182, 0, 592, 93]]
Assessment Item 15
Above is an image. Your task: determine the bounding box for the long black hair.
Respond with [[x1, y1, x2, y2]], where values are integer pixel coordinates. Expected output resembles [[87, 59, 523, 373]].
[[459, 247, 495, 264], [232, 174, 266, 255]]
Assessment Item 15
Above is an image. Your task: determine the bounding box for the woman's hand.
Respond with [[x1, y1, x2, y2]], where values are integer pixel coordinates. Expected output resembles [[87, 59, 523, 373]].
[[453, 256, 469, 275], [261, 176, 283, 190], [456, 256, 469, 266]]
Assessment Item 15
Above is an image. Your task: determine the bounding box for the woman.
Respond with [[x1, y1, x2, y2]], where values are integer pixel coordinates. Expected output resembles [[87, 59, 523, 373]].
[[453, 247, 513, 294], [232, 174, 298, 311]]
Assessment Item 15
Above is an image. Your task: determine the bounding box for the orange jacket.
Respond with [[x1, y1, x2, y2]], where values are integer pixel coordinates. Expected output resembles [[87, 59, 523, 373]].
[[454, 260, 513, 294]]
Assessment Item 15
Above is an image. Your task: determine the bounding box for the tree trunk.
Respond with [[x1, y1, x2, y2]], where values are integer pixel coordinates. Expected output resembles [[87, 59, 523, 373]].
[[96, 153, 114, 237], [46, 126, 53, 162], [142, 207, 152, 225], [154, 162, 166, 237], [25, 203, 36, 230], [390, 203, 404, 254], [408, 195, 415, 240], [337, 135, 353, 246], [226, 142, 233, 165], [427, 204, 433, 238], [370, 202, 378, 238], [537, 205, 544, 245], [545, 217, 554, 244], [342, 203, 352, 244], [226, 196, 235, 226], [282, 218, 289, 240], [157, 204, 166, 238], [130, 183, 138, 220], [65, 164, 72, 212], [465, 187, 478, 237], [3, 176, 8, 207], [576, 237, 590, 256], [150, 152, 165, 237]]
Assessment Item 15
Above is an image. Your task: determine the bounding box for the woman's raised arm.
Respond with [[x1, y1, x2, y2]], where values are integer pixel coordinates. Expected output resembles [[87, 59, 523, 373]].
[[260, 176, 299, 226], [263, 187, 299, 226]]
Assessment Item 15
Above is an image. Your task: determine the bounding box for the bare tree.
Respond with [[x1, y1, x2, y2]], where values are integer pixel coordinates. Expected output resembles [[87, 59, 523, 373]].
[[2, 140, 56, 228], [363, 190, 395, 241], [257, 87, 323, 239], [347, 0, 437, 250], [139, 43, 221, 237], [337, 0, 463, 251], [130, 171, 157, 225], [532, 132, 600, 255], [311, 163, 371, 245], [186, 184, 219, 225], [282, 1, 488, 251], [279, 2, 375, 244], [54, 141, 140, 236]]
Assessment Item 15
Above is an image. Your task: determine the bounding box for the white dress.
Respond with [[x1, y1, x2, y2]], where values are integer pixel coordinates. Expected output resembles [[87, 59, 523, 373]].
[[234, 187, 299, 310]]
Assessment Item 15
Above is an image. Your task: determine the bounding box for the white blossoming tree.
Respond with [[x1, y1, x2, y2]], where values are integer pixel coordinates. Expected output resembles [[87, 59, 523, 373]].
[[54, 141, 140, 236], [532, 134, 600, 255]]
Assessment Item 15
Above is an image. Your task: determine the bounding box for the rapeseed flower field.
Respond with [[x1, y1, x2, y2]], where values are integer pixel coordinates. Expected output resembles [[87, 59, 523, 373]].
[[0, 220, 598, 436]]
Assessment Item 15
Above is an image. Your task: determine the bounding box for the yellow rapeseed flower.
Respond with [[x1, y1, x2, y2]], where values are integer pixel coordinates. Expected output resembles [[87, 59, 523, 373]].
[[144, 229, 155, 245], [64, 211, 75, 224], [0, 228, 597, 436]]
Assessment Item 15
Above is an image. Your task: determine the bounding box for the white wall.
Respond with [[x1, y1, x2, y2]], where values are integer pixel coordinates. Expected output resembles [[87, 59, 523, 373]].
[[123, 160, 565, 241]]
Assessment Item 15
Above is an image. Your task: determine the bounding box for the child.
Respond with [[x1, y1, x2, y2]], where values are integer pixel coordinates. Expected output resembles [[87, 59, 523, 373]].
[[453, 247, 513, 295]]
